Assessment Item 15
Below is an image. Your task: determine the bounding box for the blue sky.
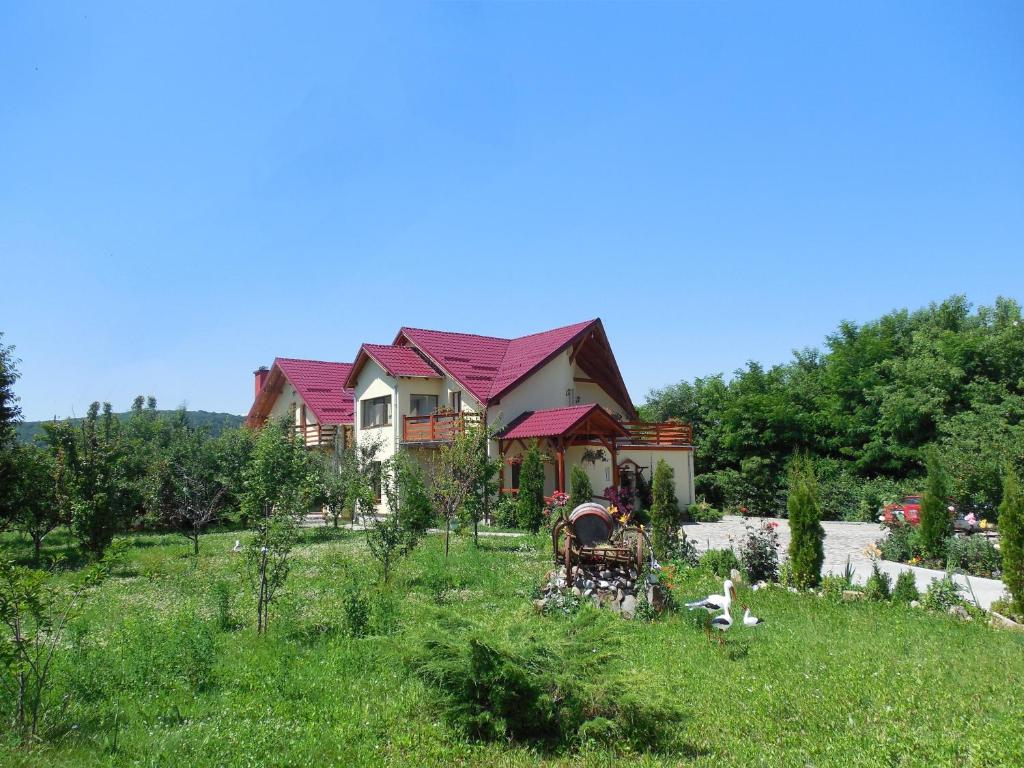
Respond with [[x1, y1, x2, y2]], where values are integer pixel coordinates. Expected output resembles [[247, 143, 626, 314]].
[[2, 1, 1022, 420]]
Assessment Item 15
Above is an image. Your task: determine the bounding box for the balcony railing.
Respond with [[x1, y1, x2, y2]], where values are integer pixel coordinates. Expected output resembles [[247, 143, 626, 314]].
[[293, 423, 339, 449], [402, 412, 484, 443], [619, 421, 692, 446]]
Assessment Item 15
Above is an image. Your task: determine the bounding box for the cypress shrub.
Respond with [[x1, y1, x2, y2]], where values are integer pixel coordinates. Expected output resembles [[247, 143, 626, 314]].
[[999, 464, 1024, 615], [569, 465, 593, 509], [919, 449, 953, 560], [516, 441, 546, 533], [650, 459, 680, 560], [787, 455, 824, 588], [892, 570, 919, 604]]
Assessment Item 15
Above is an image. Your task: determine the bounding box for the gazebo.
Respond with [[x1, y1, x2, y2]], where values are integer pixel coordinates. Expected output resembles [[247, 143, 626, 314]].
[[496, 403, 631, 492]]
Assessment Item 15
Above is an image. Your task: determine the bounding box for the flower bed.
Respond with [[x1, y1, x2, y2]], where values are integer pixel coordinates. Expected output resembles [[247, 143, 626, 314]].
[[877, 520, 1002, 578]]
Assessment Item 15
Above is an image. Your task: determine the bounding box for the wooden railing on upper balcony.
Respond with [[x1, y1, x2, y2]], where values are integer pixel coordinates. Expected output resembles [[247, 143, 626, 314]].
[[293, 423, 339, 449], [402, 412, 484, 443], [618, 421, 693, 447]]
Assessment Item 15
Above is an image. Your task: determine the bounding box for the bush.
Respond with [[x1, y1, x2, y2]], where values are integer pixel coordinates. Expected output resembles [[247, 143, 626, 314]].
[[892, 571, 919, 604], [921, 576, 963, 612], [787, 456, 824, 588], [491, 493, 519, 529], [999, 464, 1024, 615], [650, 460, 681, 560], [665, 533, 700, 567], [919, 450, 953, 560], [945, 535, 1001, 578], [864, 562, 892, 601], [821, 574, 852, 601], [699, 548, 740, 578], [878, 522, 922, 563], [687, 500, 723, 523], [738, 520, 780, 583], [342, 581, 370, 638], [569, 465, 593, 508], [408, 612, 683, 751]]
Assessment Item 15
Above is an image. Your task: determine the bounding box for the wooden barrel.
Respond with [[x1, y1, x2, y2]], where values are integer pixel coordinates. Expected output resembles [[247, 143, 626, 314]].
[[568, 503, 613, 547]]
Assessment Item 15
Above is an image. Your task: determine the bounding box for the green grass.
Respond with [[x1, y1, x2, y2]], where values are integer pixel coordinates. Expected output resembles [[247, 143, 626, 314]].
[[2, 527, 1023, 767]]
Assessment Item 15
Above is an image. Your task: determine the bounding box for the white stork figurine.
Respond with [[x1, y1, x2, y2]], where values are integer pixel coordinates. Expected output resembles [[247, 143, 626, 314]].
[[741, 605, 764, 627], [708, 603, 734, 644], [685, 578, 736, 614]]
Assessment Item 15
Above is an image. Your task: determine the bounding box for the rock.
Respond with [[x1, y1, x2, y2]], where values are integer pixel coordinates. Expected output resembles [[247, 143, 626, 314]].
[[624, 580, 633, 589], [990, 611, 1024, 631], [532, 599, 547, 611], [583, 588, 593, 597], [598, 580, 610, 589], [556, 578, 566, 589], [621, 595, 637, 618], [948, 605, 972, 621], [629, 568, 638, 579], [609, 600, 621, 613], [910, 600, 921, 608], [584, 579, 595, 590], [841, 590, 864, 602], [599, 570, 612, 579], [730, 568, 744, 586], [616, 588, 624, 602], [753, 581, 767, 592], [572, 586, 582, 596]]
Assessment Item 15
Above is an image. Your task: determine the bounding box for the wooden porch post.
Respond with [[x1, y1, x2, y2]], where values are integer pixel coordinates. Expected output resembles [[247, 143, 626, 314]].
[[611, 443, 619, 488], [556, 437, 566, 492], [498, 439, 506, 494]]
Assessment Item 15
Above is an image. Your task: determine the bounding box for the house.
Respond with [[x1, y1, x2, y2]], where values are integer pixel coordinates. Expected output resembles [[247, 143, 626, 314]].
[[341, 318, 695, 512], [246, 357, 355, 450]]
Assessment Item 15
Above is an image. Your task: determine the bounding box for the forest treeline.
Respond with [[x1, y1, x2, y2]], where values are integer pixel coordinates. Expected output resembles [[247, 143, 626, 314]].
[[639, 296, 1024, 519]]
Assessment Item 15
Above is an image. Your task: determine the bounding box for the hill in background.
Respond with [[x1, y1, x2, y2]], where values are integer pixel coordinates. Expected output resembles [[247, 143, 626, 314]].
[[15, 410, 245, 443]]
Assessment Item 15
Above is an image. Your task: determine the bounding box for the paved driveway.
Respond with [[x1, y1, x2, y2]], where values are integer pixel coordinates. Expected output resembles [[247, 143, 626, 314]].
[[683, 515, 1006, 610]]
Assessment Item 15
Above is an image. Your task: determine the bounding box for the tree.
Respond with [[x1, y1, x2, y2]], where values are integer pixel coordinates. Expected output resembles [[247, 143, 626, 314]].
[[0, 333, 22, 529], [6, 446, 63, 563], [429, 425, 488, 556], [460, 427, 500, 545], [241, 420, 313, 634], [787, 455, 824, 588], [365, 514, 413, 583], [40, 403, 133, 559], [383, 450, 434, 535], [167, 434, 226, 556], [569, 465, 593, 509], [999, 464, 1024, 615], [918, 449, 953, 559], [650, 459, 680, 560], [516, 441, 546, 533]]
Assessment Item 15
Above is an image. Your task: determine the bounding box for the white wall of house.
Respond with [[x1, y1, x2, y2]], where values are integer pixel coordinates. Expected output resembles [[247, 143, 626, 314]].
[[352, 359, 399, 512], [565, 445, 614, 499], [266, 382, 318, 426], [618, 448, 695, 508]]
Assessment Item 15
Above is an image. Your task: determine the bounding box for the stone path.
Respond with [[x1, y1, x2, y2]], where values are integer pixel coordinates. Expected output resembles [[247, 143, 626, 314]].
[[683, 515, 1007, 610]]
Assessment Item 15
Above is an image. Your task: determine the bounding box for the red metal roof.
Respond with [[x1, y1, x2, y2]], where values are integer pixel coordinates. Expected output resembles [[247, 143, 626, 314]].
[[359, 344, 440, 379], [269, 358, 354, 425], [498, 404, 628, 440], [397, 319, 596, 405]]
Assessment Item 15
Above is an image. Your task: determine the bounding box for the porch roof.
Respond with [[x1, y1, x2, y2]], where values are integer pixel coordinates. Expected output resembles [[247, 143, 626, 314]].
[[498, 403, 629, 441]]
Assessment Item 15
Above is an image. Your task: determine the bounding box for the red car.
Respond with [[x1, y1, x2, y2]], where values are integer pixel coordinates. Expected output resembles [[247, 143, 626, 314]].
[[883, 495, 959, 526], [883, 495, 923, 525]]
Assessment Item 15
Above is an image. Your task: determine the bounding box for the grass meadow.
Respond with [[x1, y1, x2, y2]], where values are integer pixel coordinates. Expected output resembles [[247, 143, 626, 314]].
[[1, 527, 1022, 767]]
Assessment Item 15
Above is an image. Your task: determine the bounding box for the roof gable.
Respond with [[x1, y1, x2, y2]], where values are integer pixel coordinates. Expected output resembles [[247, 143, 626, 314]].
[[247, 358, 354, 426]]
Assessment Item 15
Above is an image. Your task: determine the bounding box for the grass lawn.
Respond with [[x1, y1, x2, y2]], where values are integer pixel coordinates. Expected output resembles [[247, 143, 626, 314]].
[[1, 527, 1022, 767]]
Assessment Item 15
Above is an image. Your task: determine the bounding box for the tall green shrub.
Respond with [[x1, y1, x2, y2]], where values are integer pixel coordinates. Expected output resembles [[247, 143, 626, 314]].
[[787, 455, 824, 588], [569, 465, 593, 509], [516, 442, 546, 533], [650, 459, 680, 560], [999, 464, 1024, 614], [919, 449, 952, 559]]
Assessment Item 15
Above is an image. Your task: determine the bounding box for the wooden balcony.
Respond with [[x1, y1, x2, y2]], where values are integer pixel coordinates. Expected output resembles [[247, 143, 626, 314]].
[[402, 412, 484, 443], [618, 421, 692, 447], [293, 423, 339, 449]]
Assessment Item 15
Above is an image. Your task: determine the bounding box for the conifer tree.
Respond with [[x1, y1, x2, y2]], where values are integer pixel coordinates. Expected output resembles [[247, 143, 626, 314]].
[[918, 449, 953, 559], [516, 441, 546, 533], [999, 463, 1024, 615], [650, 459, 680, 559], [787, 455, 824, 588]]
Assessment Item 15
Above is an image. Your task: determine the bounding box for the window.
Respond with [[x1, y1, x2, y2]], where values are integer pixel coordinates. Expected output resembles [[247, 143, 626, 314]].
[[510, 463, 521, 490], [450, 390, 462, 411], [361, 395, 392, 428], [369, 461, 382, 502], [409, 394, 438, 417]]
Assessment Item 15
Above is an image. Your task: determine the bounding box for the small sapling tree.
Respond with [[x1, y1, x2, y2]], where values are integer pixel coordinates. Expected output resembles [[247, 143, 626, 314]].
[[569, 465, 593, 509], [429, 425, 487, 557], [919, 449, 953, 560], [650, 459, 681, 560], [241, 419, 313, 634], [516, 441, 546, 533]]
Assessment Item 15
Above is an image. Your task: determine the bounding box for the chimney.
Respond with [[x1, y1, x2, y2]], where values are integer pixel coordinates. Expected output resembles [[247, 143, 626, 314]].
[[254, 366, 270, 396]]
